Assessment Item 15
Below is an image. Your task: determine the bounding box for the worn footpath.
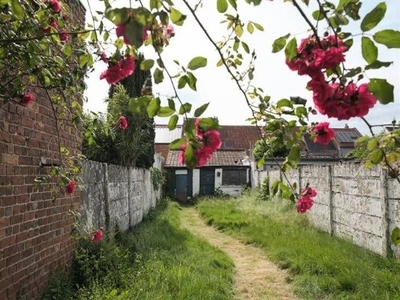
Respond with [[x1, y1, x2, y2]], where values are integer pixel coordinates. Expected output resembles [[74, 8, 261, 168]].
[[180, 207, 298, 300]]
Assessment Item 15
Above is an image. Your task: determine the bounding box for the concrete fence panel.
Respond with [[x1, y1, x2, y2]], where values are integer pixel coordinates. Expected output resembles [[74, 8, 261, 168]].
[[252, 161, 400, 257]]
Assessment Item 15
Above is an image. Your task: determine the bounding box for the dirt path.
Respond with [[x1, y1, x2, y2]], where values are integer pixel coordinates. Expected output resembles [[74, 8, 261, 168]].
[[180, 207, 297, 300]]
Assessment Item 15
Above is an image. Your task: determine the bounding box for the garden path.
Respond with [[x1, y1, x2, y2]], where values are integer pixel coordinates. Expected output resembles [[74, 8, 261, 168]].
[[180, 207, 298, 300]]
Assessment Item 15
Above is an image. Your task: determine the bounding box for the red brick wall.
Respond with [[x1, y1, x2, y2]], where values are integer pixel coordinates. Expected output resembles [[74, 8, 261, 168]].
[[0, 1, 86, 299]]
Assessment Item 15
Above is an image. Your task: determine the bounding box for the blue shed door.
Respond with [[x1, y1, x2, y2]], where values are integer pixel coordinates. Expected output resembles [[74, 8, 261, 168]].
[[175, 174, 187, 202], [200, 169, 215, 195]]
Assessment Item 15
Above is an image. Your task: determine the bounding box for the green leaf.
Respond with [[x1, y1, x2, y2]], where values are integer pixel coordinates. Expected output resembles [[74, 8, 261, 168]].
[[169, 138, 185, 150], [257, 157, 265, 169], [344, 38, 353, 50], [187, 56, 207, 70], [287, 144, 300, 161], [247, 22, 254, 34], [194, 103, 210, 117], [360, 2, 386, 32], [284, 38, 298, 61], [157, 107, 175, 117], [295, 107, 308, 118], [140, 59, 154, 71], [235, 24, 243, 37], [179, 103, 192, 115], [367, 138, 378, 151], [79, 54, 92, 68], [391, 227, 400, 245], [105, 7, 130, 25], [276, 98, 293, 108], [168, 98, 176, 111], [361, 37, 378, 65], [370, 148, 384, 164], [368, 78, 394, 104], [241, 41, 250, 54], [271, 180, 280, 196], [365, 60, 392, 70], [272, 34, 290, 53], [187, 72, 197, 91], [374, 30, 400, 48], [217, 0, 228, 13], [198, 118, 219, 131], [185, 143, 196, 169], [125, 19, 144, 48], [290, 96, 307, 105], [11, 0, 24, 20], [154, 68, 164, 84], [227, 0, 237, 10], [64, 44, 72, 57], [150, 0, 161, 10], [170, 7, 186, 26], [178, 75, 188, 89], [252, 22, 264, 31], [147, 98, 161, 118], [312, 9, 324, 21], [168, 115, 179, 130]]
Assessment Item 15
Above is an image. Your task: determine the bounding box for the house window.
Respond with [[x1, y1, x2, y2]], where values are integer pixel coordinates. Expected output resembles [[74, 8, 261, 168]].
[[222, 169, 247, 185]]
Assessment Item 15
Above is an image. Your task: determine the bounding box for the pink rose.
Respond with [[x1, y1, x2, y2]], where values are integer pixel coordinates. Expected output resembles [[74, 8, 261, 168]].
[[59, 29, 69, 42], [312, 122, 335, 145], [119, 115, 128, 130], [49, 0, 61, 13], [297, 196, 314, 213], [20, 92, 35, 105], [66, 179, 76, 195], [91, 229, 104, 243]]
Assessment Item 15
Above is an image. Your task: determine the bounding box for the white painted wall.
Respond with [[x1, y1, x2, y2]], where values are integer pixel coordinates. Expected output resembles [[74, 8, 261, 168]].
[[191, 169, 199, 196]]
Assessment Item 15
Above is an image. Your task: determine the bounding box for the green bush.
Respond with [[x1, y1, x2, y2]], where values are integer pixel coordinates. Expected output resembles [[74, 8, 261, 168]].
[[72, 239, 132, 288]]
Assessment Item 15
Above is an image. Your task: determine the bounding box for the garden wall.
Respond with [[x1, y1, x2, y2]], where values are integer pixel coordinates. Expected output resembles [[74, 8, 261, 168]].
[[252, 162, 400, 258], [80, 156, 163, 233]]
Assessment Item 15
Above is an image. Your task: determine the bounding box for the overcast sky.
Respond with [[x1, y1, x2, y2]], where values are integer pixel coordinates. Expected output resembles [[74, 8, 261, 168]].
[[83, 0, 400, 135]]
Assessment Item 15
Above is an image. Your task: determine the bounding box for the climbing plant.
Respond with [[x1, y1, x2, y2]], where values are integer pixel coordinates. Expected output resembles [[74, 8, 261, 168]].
[[2, 0, 400, 242]]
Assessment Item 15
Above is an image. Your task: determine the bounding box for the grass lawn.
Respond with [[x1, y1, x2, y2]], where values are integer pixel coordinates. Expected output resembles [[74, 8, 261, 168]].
[[196, 190, 400, 300], [41, 199, 234, 300]]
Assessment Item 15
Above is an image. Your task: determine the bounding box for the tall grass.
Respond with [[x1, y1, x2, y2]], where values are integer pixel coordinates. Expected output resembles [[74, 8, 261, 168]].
[[41, 199, 234, 300], [197, 190, 400, 300]]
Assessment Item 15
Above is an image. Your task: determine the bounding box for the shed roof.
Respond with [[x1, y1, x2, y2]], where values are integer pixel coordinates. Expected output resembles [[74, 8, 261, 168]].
[[165, 150, 249, 168]]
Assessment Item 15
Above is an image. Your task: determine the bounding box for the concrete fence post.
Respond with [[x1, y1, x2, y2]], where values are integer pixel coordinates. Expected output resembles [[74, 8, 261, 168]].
[[380, 167, 392, 257], [103, 163, 110, 233], [328, 165, 334, 236]]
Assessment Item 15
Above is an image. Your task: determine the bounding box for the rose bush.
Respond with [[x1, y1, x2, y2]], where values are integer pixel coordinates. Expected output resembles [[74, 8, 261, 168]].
[[1, 0, 400, 239]]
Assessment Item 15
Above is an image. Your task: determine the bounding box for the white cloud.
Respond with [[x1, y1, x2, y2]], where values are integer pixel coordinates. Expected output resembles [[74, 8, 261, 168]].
[[83, 0, 400, 135]]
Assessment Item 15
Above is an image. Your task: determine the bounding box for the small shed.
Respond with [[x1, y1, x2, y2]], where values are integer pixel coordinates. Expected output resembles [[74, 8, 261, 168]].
[[165, 149, 251, 202]]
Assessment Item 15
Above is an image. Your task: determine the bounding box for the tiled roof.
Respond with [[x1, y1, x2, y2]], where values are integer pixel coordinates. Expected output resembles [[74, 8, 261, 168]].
[[218, 125, 261, 150], [154, 125, 182, 143], [165, 150, 249, 168]]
